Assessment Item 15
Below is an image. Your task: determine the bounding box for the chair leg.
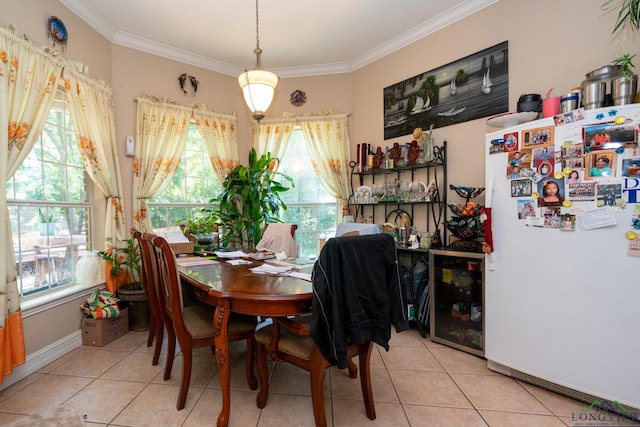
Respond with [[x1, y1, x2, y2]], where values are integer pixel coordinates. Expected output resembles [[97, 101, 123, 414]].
[[152, 317, 164, 366], [147, 314, 156, 347], [177, 347, 192, 410], [358, 342, 376, 420], [164, 325, 177, 381], [49, 257, 58, 283], [347, 358, 358, 378], [256, 343, 269, 409], [309, 361, 328, 427], [246, 336, 257, 390]]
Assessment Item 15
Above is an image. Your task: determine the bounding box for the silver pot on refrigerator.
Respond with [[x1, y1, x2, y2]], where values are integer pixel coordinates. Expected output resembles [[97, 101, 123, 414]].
[[611, 74, 638, 105], [581, 65, 621, 109], [581, 81, 606, 110], [560, 91, 580, 113]]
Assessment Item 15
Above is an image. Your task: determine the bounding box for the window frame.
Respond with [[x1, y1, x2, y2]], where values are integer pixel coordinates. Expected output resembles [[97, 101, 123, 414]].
[[146, 122, 221, 232], [6, 88, 94, 306]]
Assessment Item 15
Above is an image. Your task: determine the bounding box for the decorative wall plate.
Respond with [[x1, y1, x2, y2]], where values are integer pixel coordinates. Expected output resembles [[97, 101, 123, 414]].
[[290, 89, 306, 106], [48, 16, 68, 49]]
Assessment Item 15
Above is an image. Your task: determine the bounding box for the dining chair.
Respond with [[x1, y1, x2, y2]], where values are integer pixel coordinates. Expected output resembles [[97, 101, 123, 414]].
[[141, 231, 258, 410], [33, 245, 60, 286], [254, 233, 409, 426], [255, 223, 299, 257], [131, 229, 164, 365], [335, 222, 381, 237]]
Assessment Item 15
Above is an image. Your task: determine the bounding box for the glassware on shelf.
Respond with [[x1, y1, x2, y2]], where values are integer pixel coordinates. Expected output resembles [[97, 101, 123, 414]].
[[419, 231, 432, 249]]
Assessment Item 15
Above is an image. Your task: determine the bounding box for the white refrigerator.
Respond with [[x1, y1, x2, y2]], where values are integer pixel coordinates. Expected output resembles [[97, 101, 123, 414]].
[[484, 103, 640, 410]]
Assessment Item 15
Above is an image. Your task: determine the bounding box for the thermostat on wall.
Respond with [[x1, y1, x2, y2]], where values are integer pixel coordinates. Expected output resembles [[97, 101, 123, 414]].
[[125, 135, 134, 157]]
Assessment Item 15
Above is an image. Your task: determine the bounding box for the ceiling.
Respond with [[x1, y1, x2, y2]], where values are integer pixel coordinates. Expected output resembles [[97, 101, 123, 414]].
[[60, 0, 497, 78]]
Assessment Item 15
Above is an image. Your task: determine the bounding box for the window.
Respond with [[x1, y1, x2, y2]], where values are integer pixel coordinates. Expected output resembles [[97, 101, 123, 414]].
[[148, 125, 338, 257], [147, 123, 221, 231], [6, 91, 92, 299], [277, 128, 338, 257]]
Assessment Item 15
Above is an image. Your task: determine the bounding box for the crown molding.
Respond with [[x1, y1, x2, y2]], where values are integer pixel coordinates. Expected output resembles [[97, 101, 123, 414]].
[[350, 0, 498, 71], [60, 0, 117, 40], [112, 31, 241, 77], [61, 0, 498, 78]]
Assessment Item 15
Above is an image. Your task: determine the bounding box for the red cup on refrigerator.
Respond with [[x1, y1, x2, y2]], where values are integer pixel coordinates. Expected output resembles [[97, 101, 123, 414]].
[[542, 96, 561, 118]]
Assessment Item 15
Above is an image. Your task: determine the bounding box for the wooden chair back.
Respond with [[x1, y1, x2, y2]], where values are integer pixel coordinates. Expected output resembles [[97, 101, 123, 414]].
[[131, 228, 164, 365], [140, 230, 258, 410], [253, 234, 403, 426], [263, 223, 297, 237]]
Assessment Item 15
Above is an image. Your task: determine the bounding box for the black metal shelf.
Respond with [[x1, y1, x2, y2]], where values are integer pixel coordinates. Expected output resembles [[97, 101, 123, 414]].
[[347, 141, 447, 244]]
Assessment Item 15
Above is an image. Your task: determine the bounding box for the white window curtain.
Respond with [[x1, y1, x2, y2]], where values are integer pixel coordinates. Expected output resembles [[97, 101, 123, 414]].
[[300, 113, 352, 220], [0, 26, 65, 384], [132, 96, 191, 232], [192, 105, 240, 181], [257, 112, 352, 220], [64, 67, 127, 258], [252, 117, 295, 162]]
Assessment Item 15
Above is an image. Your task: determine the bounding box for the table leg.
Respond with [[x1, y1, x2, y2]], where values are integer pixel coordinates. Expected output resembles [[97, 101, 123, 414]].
[[214, 300, 231, 427]]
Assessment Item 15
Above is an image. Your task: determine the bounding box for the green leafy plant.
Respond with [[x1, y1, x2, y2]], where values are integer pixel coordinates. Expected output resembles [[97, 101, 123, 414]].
[[37, 207, 57, 223], [178, 209, 219, 235], [613, 53, 637, 81], [99, 238, 142, 290], [178, 208, 220, 245], [213, 149, 293, 248], [602, 0, 640, 33]]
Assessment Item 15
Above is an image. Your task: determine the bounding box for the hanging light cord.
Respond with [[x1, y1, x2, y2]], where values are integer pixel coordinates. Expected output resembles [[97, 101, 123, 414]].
[[253, 0, 263, 69]]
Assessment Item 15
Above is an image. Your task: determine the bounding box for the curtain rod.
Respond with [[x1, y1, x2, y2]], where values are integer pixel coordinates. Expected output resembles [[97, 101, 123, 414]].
[[134, 96, 237, 120], [258, 112, 351, 124]]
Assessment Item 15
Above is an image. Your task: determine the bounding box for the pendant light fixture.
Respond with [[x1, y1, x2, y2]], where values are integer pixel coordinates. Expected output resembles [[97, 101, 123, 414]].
[[238, 0, 279, 122]]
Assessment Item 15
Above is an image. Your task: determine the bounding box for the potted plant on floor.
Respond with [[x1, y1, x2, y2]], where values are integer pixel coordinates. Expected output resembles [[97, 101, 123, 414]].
[[213, 148, 293, 249], [100, 238, 149, 331]]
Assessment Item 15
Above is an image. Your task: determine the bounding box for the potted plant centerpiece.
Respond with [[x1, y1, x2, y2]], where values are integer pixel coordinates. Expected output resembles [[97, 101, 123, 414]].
[[214, 149, 293, 249], [37, 207, 57, 236], [100, 238, 149, 331], [179, 209, 220, 247]]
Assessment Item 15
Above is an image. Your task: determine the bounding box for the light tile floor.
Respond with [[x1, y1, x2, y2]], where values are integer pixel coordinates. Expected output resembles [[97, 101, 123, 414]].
[[0, 327, 637, 426]]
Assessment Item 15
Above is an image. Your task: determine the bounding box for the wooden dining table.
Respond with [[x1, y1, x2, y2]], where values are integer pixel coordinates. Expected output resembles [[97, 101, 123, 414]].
[[178, 259, 314, 427]]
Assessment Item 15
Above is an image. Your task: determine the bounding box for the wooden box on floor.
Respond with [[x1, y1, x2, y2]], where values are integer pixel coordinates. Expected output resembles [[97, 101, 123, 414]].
[[81, 306, 129, 347]]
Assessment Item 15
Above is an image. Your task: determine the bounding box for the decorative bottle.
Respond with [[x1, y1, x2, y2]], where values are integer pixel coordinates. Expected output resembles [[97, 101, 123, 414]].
[[423, 124, 435, 163]]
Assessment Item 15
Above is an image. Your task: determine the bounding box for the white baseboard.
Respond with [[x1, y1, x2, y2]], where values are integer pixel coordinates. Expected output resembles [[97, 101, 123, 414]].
[[0, 330, 82, 391]]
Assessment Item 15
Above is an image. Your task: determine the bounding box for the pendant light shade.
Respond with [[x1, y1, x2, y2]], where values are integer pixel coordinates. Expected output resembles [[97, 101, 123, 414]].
[[238, 68, 278, 122], [238, 0, 278, 122]]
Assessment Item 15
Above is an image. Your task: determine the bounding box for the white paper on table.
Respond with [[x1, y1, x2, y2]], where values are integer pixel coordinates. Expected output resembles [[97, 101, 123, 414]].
[[250, 264, 292, 275], [287, 271, 312, 281], [214, 250, 247, 258], [226, 259, 252, 265], [161, 231, 190, 243]]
